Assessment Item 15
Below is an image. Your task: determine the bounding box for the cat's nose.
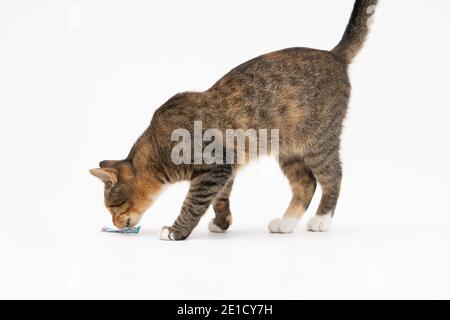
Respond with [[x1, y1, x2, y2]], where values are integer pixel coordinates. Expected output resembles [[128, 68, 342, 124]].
[[113, 216, 128, 228]]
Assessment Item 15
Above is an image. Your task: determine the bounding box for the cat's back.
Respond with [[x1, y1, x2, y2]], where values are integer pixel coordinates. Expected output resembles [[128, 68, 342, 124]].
[[204, 47, 350, 129], [147, 47, 352, 162], [208, 47, 349, 95]]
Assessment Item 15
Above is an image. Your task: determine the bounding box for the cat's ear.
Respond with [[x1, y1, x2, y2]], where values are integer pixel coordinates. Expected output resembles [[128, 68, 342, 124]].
[[89, 168, 118, 185], [99, 160, 119, 168]]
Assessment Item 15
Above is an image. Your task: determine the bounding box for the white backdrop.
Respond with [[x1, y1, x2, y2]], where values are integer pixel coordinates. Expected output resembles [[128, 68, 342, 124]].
[[1, 0, 450, 299]]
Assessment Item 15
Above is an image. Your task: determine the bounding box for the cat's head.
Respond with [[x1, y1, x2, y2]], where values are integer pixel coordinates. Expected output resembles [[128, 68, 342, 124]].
[[90, 160, 163, 228]]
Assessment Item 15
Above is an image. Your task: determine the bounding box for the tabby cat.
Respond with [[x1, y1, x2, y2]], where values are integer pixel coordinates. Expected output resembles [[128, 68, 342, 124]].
[[90, 0, 378, 240]]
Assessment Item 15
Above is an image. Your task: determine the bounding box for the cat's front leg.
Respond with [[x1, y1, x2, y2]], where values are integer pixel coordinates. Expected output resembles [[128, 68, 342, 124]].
[[209, 177, 234, 233], [160, 164, 233, 241]]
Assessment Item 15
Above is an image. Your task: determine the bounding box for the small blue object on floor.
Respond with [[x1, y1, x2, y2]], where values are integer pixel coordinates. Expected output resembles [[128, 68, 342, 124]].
[[101, 226, 141, 234]]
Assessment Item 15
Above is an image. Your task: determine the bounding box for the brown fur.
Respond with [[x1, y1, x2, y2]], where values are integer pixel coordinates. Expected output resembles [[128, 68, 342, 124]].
[[90, 0, 377, 239]]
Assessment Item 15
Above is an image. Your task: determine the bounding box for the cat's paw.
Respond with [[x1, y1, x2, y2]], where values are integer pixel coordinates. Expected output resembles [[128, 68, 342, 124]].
[[159, 226, 186, 241], [307, 213, 332, 232], [208, 219, 226, 233], [268, 217, 299, 234]]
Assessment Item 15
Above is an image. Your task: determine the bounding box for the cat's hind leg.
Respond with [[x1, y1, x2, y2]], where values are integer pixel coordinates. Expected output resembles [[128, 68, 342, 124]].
[[208, 178, 234, 233], [303, 144, 342, 232], [269, 157, 317, 234]]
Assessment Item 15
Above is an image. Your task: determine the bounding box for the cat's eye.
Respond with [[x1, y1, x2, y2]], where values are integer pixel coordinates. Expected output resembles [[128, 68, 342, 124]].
[[109, 200, 126, 208]]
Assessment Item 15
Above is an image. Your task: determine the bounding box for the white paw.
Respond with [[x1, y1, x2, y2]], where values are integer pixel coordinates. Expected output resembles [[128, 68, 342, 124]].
[[268, 217, 299, 234], [208, 219, 225, 233], [307, 213, 332, 232], [159, 226, 174, 241]]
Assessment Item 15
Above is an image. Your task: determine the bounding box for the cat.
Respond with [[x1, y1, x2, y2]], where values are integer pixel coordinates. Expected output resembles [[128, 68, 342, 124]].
[[90, 0, 378, 240]]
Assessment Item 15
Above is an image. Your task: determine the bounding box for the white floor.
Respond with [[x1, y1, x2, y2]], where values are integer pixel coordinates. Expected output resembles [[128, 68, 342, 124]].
[[2, 159, 450, 300], [3, 218, 450, 300]]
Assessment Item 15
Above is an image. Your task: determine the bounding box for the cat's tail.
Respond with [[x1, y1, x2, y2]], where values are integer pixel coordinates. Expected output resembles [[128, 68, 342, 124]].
[[332, 0, 378, 64]]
